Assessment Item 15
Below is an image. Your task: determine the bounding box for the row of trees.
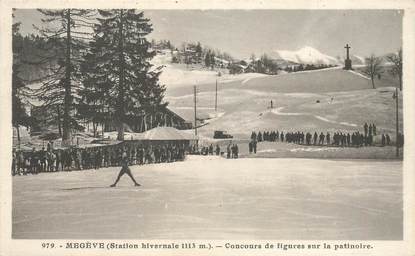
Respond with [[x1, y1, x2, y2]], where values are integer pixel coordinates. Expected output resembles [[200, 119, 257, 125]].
[[284, 63, 335, 73], [12, 9, 166, 143]]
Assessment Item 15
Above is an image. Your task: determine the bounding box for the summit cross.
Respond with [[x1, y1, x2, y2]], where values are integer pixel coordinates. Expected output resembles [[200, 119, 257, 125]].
[[344, 44, 352, 70], [344, 44, 351, 60]]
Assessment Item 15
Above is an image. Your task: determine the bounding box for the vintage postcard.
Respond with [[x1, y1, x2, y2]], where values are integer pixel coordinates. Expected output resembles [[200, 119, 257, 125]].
[[0, 0, 414, 255]]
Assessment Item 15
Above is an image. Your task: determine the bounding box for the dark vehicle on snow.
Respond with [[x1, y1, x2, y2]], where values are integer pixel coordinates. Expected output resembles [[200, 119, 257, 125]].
[[213, 130, 233, 139]]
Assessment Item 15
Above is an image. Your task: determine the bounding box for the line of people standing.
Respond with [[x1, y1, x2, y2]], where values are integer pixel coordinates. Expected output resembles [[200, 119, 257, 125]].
[[250, 122, 402, 148], [12, 141, 190, 176]]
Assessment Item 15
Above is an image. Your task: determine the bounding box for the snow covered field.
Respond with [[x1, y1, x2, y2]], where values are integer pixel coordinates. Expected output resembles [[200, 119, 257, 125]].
[[13, 156, 402, 240]]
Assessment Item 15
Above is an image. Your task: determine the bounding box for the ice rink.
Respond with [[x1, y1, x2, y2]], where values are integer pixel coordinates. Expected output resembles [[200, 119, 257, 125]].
[[12, 156, 402, 240]]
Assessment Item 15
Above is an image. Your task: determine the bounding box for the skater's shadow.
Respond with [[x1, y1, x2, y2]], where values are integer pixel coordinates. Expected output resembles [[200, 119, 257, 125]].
[[61, 186, 109, 191]]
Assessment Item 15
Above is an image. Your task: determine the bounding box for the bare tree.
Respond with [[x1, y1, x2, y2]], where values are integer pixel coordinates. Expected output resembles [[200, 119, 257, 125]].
[[387, 49, 402, 91], [363, 54, 383, 89]]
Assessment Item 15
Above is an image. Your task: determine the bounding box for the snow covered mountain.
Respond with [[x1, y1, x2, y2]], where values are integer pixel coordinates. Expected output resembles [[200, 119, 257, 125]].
[[272, 46, 339, 66], [270, 46, 368, 66]]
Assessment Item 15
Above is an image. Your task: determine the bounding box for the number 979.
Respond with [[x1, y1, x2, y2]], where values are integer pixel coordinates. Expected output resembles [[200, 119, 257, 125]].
[[42, 243, 55, 249]]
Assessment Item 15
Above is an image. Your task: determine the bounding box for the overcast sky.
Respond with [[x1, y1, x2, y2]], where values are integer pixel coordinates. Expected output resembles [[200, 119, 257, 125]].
[[14, 9, 402, 59]]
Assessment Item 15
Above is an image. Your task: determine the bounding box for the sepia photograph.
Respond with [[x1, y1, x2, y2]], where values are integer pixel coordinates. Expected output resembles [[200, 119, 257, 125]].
[[7, 6, 407, 243]]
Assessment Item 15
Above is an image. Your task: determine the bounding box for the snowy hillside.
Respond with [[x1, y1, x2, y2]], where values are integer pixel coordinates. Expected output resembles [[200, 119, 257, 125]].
[[272, 46, 339, 65], [151, 50, 267, 88], [166, 67, 402, 140]]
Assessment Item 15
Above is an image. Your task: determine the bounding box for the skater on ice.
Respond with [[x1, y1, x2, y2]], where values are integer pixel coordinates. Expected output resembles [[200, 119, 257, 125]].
[[110, 149, 140, 187]]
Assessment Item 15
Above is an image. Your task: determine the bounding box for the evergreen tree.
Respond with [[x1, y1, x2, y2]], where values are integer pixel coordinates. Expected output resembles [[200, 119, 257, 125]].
[[210, 52, 216, 69], [33, 9, 95, 145], [86, 9, 166, 140], [260, 54, 269, 73], [78, 34, 111, 137], [12, 15, 33, 142], [195, 42, 202, 63], [204, 50, 211, 67]]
